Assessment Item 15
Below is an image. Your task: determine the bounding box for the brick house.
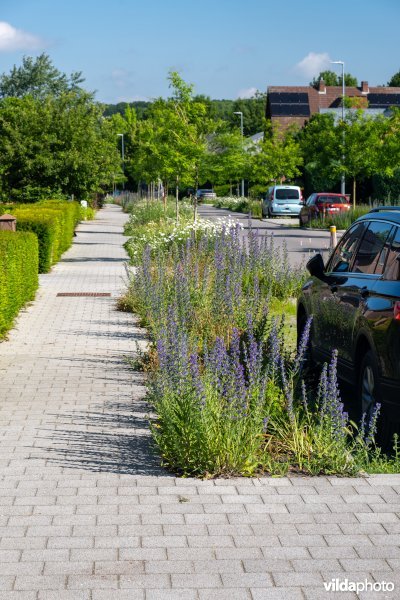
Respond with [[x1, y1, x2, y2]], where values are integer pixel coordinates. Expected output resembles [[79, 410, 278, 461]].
[[266, 80, 400, 130]]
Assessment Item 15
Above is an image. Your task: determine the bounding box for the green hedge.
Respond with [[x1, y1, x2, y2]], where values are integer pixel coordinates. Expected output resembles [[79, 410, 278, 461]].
[[15, 211, 59, 273], [0, 231, 38, 338], [14, 201, 80, 273]]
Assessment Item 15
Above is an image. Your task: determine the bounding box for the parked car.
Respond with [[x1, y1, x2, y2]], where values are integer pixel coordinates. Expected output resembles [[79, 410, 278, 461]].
[[196, 189, 216, 202], [299, 193, 351, 226], [262, 185, 303, 218], [297, 207, 400, 442]]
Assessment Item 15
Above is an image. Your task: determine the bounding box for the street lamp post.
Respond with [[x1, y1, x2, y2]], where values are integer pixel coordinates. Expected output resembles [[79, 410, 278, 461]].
[[331, 61, 346, 195], [234, 111, 245, 197], [117, 133, 125, 190]]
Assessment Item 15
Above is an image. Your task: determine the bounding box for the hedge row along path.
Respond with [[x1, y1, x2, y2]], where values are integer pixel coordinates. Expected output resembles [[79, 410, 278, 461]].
[[1, 204, 400, 599]]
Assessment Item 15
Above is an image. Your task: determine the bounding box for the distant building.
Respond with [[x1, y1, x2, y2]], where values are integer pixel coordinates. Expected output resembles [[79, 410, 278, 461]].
[[266, 80, 400, 130]]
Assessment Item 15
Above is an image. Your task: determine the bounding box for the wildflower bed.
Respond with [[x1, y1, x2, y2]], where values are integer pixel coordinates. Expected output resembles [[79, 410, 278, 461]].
[[122, 199, 400, 477], [212, 196, 263, 219]]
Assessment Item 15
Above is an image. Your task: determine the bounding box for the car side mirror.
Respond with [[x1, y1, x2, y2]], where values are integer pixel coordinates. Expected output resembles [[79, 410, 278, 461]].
[[306, 253, 325, 278]]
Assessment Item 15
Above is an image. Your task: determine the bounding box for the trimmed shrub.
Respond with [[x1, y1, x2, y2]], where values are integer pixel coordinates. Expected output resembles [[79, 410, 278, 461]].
[[15, 210, 59, 273], [13, 200, 80, 272], [0, 231, 38, 338]]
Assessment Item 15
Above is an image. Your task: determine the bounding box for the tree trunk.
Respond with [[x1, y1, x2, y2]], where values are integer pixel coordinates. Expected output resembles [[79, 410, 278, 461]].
[[353, 178, 356, 209]]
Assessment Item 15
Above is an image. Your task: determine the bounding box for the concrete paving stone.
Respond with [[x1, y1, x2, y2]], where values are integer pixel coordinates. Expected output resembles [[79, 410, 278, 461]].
[[162, 525, 207, 536], [119, 525, 164, 536], [144, 561, 194, 574], [92, 592, 144, 600], [199, 590, 251, 600], [0, 550, 21, 562], [120, 549, 168, 561], [38, 592, 91, 600], [324, 535, 372, 547], [262, 546, 310, 560], [313, 514, 359, 524], [355, 545, 400, 559], [142, 536, 187, 549], [339, 559, 393, 572], [47, 537, 94, 549], [292, 559, 343, 572], [302, 591, 358, 600], [215, 547, 263, 560], [279, 534, 326, 547], [0, 526, 24, 537], [120, 574, 171, 589], [0, 562, 44, 576], [67, 574, 119, 589], [1, 537, 47, 550], [220, 573, 273, 588], [0, 576, 15, 591], [339, 523, 386, 535], [207, 524, 253, 536], [165, 542, 216, 563], [43, 561, 94, 575], [243, 559, 293, 573], [94, 560, 145, 575], [184, 514, 228, 525], [308, 546, 358, 559], [171, 574, 222, 588], [193, 560, 244, 574], [94, 536, 140, 549], [369, 534, 400, 545], [251, 589, 304, 600], [146, 591, 197, 600], [269, 513, 314, 524], [69, 548, 118, 562], [272, 572, 323, 586], [14, 575, 67, 590], [0, 593, 37, 600], [296, 524, 341, 535], [285, 503, 331, 514]]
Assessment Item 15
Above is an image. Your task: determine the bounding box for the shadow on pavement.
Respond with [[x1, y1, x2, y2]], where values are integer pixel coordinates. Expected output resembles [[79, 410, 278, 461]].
[[36, 398, 167, 476]]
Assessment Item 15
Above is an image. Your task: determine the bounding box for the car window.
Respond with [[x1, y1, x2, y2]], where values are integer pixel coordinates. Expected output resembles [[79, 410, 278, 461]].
[[317, 195, 347, 204], [306, 194, 316, 206], [383, 226, 400, 280], [275, 188, 300, 200], [329, 222, 366, 273], [353, 221, 394, 275]]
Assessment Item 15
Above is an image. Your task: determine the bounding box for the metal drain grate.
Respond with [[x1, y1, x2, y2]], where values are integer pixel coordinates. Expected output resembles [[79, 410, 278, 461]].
[[56, 292, 111, 297]]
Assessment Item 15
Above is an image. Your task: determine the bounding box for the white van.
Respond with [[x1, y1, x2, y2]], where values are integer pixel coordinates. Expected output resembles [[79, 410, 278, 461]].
[[262, 185, 303, 218]]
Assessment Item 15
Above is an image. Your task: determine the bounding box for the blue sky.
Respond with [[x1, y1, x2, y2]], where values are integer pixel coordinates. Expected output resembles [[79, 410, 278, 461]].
[[1, 0, 399, 103]]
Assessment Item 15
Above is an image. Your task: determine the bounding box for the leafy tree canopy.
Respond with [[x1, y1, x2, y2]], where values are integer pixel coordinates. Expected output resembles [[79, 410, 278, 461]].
[[310, 70, 358, 88], [388, 70, 400, 87], [0, 53, 85, 100]]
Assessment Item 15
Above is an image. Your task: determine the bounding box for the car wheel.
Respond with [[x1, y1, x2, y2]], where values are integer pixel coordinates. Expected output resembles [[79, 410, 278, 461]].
[[358, 351, 380, 424], [357, 350, 391, 447]]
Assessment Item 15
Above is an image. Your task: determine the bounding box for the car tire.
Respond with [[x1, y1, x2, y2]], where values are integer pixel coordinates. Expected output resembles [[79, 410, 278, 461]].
[[357, 350, 391, 448]]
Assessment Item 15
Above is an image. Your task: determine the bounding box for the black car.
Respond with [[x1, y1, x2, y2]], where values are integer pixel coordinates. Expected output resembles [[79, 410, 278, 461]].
[[297, 207, 400, 435]]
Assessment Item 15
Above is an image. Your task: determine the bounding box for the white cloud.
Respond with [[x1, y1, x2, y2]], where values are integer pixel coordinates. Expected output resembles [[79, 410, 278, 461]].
[[295, 52, 331, 78], [0, 21, 44, 52], [237, 87, 258, 99]]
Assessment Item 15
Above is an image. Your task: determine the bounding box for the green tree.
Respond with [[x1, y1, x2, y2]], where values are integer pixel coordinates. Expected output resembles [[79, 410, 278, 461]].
[[388, 70, 400, 87], [248, 123, 303, 192], [0, 53, 85, 100], [310, 70, 358, 88], [0, 92, 120, 201], [207, 127, 247, 193], [299, 113, 341, 192]]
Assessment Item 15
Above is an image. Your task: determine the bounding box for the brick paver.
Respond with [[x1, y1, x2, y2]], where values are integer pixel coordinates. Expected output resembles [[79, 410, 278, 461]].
[[1, 205, 400, 599]]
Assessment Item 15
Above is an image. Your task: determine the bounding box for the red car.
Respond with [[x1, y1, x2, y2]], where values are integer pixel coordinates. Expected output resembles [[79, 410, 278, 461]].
[[299, 193, 351, 226]]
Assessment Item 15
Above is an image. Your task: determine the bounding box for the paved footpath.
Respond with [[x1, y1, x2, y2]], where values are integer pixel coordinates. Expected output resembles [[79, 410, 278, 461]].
[[1, 205, 400, 600]]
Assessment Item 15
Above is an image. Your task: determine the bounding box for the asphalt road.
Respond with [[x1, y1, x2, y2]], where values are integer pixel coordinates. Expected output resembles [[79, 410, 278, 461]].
[[198, 204, 341, 268]]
